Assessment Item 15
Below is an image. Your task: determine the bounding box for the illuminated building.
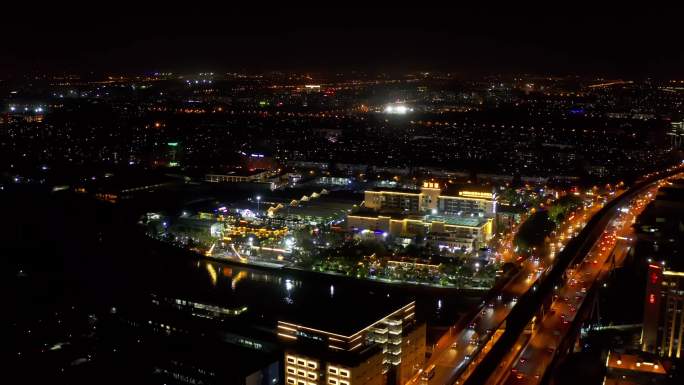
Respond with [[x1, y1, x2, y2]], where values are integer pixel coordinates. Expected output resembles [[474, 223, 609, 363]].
[[278, 300, 425, 385], [347, 214, 493, 250], [641, 264, 684, 358], [347, 215, 428, 238], [206, 169, 275, 183], [152, 141, 183, 168], [363, 182, 496, 218], [350, 182, 495, 247], [234, 189, 354, 228], [303, 84, 322, 92], [438, 189, 497, 217], [669, 121, 684, 148], [6, 103, 46, 122], [638, 180, 684, 358], [363, 188, 426, 213]]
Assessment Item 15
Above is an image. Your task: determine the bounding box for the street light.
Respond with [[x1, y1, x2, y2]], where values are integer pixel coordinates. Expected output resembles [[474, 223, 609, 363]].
[[256, 196, 261, 213]]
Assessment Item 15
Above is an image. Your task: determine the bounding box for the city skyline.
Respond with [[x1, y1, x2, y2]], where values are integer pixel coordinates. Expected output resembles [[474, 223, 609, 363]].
[[5, 12, 684, 385]]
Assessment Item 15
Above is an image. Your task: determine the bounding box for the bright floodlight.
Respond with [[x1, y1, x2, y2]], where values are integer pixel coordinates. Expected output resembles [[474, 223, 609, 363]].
[[384, 103, 411, 114]]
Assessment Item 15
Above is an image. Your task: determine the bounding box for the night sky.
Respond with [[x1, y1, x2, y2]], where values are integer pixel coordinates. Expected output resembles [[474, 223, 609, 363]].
[[2, 6, 683, 77]]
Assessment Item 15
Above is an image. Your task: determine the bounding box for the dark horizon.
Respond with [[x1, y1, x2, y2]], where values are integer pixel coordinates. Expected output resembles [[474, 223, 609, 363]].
[[2, 7, 684, 78]]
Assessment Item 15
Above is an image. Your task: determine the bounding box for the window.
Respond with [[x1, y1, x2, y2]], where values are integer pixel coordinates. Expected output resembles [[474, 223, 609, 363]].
[[307, 372, 317, 380], [328, 379, 338, 385], [297, 370, 306, 377], [328, 367, 338, 375], [287, 356, 296, 364], [298, 381, 306, 385], [287, 378, 296, 385], [339, 370, 350, 378], [339, 381, 349, 385], [287, 368, 296, 374], [307, 361, 318, 369], [297, 360, 306, 366]]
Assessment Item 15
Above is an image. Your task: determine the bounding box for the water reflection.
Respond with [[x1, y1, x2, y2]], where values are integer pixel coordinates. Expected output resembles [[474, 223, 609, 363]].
[[231, 271, 247, 291], [205, 263, 217, 287], [181, 258, 476, 328]]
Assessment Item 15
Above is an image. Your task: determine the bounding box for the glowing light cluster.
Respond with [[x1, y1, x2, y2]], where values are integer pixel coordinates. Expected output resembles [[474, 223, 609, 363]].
[[384, 104, 413, 114]]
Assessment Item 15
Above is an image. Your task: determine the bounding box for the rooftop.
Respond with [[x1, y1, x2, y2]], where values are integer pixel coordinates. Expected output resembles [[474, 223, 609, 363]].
[[369, 187, 421, 194], [425, 215, 488, 227], [606, 350, 667, 375], [441, 184, 495, 198], [207, 168, 270, 177], [278, 289, 413, 336]]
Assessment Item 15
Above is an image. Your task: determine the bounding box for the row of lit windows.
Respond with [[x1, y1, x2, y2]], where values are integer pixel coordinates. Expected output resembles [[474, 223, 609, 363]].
[[286, 377, 316, 385], [286, 355, 318, 369], [327, 366, 349, 377], [327, 378, 349, 385], [327, 365, 350, 385], [286, 367, 317, 380]]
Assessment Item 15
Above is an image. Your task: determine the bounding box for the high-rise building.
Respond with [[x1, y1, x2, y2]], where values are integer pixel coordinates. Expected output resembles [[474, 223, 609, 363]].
[[668, 121, 684, 148], [639, 180, 684, 358], [112, 264, 426, 385], [642, 263, 684, 358], [277, 300, 425, 385]]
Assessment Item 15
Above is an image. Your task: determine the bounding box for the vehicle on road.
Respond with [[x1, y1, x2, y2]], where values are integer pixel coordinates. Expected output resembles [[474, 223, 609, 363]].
[[421, 364, 436, 381]]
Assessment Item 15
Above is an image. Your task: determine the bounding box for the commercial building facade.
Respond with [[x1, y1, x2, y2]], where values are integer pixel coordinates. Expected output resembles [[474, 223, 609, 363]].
[[642, 263, 684, 359], [363, 182, 496, 218], [349, 182, 496, 250]]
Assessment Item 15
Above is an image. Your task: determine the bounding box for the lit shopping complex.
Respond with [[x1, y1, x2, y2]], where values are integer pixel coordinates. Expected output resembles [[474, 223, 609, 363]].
[[347, 182, 496, 252]]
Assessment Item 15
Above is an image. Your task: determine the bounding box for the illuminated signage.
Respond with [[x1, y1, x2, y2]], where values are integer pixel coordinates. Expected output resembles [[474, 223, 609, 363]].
[[650, 272, 659, 285], [458, 191, 494, 199]]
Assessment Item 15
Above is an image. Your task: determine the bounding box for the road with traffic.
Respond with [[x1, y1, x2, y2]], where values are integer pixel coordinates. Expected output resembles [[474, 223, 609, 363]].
[[497, 182, 664, 385], [410, 196, 603, 385]]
